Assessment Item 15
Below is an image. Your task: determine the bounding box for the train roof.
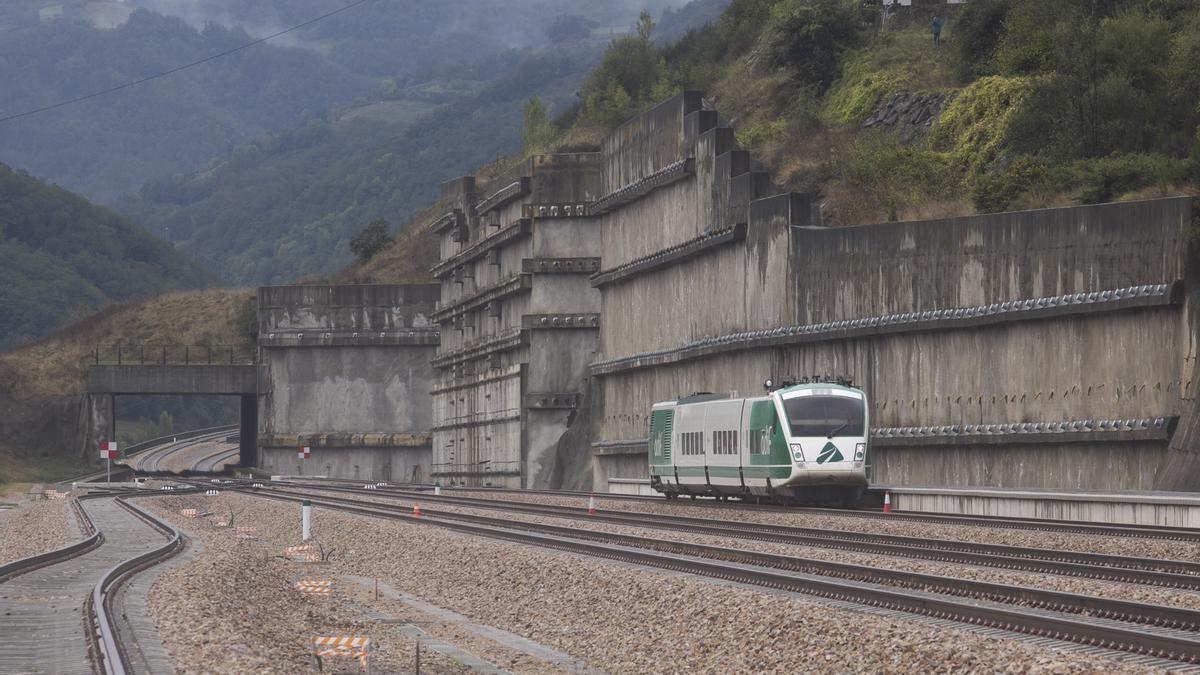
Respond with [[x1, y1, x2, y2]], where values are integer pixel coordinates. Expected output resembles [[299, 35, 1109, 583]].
[[775, 381, 864, 395], [652, 381, 865, 409]]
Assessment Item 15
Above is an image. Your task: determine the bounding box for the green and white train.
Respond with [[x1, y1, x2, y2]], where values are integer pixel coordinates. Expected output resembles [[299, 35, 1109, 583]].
[[648, 378, 870, 505]]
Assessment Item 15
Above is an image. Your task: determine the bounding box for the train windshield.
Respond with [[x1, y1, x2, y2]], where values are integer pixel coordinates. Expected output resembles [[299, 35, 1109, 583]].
[[782, 395, 865, 438]]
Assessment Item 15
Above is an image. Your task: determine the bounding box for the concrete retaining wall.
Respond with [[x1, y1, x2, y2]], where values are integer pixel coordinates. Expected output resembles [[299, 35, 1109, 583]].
[[585, 90, 1200, 492], [260, 445, 431, 483], [257, 283, 439, 482]]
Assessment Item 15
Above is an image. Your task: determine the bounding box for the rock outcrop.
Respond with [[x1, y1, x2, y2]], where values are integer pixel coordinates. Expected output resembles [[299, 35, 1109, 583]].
[[861, 91, 956, 143]]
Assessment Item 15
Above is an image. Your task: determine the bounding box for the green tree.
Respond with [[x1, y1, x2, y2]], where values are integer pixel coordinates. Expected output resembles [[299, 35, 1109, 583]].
[[349, 219, 393, 264], [577, 20, 668, 128], [637, 9, 657, 40], [764, 0, 871, 90], [522, 95, 556, 153]]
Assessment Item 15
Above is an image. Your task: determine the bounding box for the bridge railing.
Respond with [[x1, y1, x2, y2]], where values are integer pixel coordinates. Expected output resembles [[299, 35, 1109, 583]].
[[88, 344, 258, 366]]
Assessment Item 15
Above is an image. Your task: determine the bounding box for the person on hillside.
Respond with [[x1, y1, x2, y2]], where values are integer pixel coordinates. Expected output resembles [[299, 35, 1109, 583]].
[[932, 16, 942, 46]]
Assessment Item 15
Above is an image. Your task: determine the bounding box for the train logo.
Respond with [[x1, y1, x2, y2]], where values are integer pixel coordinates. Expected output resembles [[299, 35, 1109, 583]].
[[816, 442, 844, 464]]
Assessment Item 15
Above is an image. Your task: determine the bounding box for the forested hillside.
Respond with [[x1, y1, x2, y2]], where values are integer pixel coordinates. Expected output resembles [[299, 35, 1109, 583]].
[[116, 1, 729, 285], [116, 49, 596, 284], [0, 163, 214, 350], [0, 9, 370, 200], [535, 0, 1200, 226], [0, 0, 696, 202]]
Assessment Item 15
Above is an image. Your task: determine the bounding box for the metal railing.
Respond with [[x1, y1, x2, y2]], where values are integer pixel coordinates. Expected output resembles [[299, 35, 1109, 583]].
[[89, 344, 257, 366]]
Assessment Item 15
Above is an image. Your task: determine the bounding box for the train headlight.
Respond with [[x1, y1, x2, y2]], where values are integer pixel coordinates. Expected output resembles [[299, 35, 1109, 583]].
[[854, 443, 865, 461], [790, 443, 804, 461]]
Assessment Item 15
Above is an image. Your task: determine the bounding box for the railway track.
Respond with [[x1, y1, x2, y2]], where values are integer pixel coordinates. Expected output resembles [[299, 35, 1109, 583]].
[[264, 481, 1200, 591], [131, 430, 236, 473], [356, 482, 1200, 543], [0, 493, 188, 675], [232, 486, 1200, 667], [190, 446, 239, 473]]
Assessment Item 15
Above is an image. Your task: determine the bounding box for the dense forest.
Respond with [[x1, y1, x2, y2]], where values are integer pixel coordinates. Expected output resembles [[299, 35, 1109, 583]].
[[0, 163, 214, 350]]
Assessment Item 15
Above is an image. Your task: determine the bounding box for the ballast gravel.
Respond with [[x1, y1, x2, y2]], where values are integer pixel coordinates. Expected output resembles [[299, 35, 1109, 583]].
[[140, 493, 471, 674], [139, 491, 1155, 674], [446, 489, 1200, 562], [294, 489, 1200, 612], [0, 492, 76, 565]]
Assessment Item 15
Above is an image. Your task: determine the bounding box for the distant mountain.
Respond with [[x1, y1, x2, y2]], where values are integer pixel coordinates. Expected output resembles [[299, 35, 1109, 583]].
[[0, 9, 371, 201], [117, 48, 595, 284], [0, 163, 214, 349], [0, 1, 698, 202]]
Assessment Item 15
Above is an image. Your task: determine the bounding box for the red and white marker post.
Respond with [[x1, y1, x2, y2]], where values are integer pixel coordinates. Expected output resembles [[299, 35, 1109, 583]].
[[587, 493, 597, 516], [298, 446, 311, 475], [883, 490, 892, 514], [98, 441, 118, 484]]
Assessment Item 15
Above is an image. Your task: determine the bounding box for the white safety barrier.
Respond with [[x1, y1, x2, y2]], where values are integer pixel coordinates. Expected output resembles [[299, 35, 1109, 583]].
[[180, 508, 197, 518], [363, 484, 377, 490], [294, 579, 333, 596], [283, 544, 320, 562], [310, 636, 371, 674], [205, 490, 219, 496]]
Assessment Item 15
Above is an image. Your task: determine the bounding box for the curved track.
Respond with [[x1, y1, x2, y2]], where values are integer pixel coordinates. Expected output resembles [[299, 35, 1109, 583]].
[[131, 430, 237, 474], [233, 485, 1200, 667], [190, 447, 240, 473], [0, 493, 187, 674]]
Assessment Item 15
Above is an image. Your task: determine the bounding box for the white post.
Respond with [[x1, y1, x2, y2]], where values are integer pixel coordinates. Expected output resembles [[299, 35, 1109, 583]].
[[302, 500, 311, 541], [106, 456, 111, 485], [434, 485, 441, 496]]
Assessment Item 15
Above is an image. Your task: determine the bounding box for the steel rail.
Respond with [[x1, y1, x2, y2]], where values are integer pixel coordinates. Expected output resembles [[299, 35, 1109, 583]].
[[236, 488, 1200, 664], [414, 484, 1200, 543], [133, 429, 235, 473], [0, 497, 101, 583], [64, 425, 239, 485], [89, 496, 186, 675], [0, 490, 195, 675], [275, 481, 1200, 590], [190, 446, 240, 473]]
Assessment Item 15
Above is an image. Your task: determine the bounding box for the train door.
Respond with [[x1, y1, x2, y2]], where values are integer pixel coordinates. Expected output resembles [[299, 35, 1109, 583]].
[[745, 398, 791, 492]]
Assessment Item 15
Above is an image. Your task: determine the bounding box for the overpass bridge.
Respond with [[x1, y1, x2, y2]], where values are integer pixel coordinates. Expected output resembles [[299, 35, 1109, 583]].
[[83, 346, 259, 467], [81, 284, 440, 480]]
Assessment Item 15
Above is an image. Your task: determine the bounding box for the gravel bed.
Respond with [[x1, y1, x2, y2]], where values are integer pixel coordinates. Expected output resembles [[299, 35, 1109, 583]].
[[441, 490, 1200, 561], [139, 493, 472, 674], [290, 488, 1200, 612], [0, 492, 76, 565], [142, 491, 1156, 673]]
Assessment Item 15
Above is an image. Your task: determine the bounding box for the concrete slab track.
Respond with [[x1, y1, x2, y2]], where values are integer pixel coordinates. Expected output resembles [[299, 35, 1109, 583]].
[[0, 498, 169, 674]]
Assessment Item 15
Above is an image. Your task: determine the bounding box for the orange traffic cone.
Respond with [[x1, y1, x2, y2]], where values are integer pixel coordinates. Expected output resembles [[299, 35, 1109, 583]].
[[882, 490, 892, 514], [587, 493, 597, 515], [412, 501, 421, 518]]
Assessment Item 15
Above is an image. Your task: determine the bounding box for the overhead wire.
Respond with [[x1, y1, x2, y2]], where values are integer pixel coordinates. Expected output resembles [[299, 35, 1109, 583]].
[[0, 0, 375, 124]]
